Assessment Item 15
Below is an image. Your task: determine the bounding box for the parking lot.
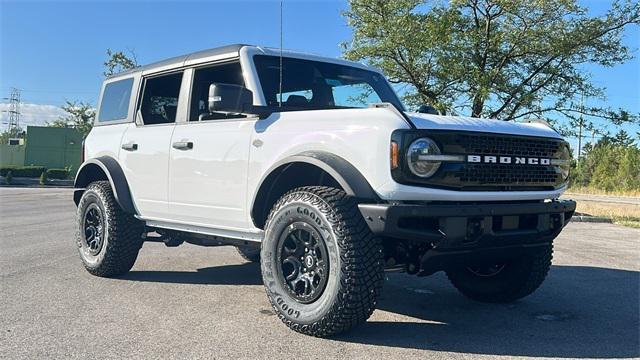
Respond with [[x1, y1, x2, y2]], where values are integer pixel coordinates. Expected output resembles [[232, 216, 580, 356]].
[[1, 187, 638, 359]]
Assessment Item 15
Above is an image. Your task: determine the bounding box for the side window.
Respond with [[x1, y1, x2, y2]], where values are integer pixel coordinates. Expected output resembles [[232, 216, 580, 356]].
[[139, 72, 183, 125], [189, 62, 245, 121], [98, 78, 133, 122]]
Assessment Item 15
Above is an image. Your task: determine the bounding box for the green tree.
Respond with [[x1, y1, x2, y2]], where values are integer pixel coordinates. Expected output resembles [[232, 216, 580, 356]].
[[613, 129, 635, 146], [103, 48, 138, 77], [0, 126, 24, 144], [49, 101, 96, 138], [571, 142, 640, 191], [343, 0, 639, 135], [616, 146, 640, 189], [589, 145, 640, 191]]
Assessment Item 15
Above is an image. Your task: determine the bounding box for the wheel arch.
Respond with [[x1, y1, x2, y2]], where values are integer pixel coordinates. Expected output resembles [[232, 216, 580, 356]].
[[73, 156, 137, 214], [251, 151, 378, 229]]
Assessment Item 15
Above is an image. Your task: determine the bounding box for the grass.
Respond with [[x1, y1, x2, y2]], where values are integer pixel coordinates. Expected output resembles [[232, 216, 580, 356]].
[[575, 201, 640, 229], [567, 186, 640, 198]]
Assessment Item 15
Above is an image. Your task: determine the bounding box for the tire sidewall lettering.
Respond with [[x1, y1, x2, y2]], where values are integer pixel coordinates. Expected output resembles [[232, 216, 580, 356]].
[[262, 197, 341, 324]]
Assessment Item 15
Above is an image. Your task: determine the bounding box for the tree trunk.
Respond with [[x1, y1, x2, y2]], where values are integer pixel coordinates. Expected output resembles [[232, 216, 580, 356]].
[[471, 95, 484, 118]]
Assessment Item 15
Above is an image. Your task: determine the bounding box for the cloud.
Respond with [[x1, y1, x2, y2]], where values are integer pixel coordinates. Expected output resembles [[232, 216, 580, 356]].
[[0, 102, 68, 131]]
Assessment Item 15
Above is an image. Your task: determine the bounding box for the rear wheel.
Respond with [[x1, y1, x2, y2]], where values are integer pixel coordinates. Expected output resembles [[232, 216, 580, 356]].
[[236, 246, 260, 262], [75, 181, 144, 277], [445, 245, 553, 303], [261, 186, 384, 337]]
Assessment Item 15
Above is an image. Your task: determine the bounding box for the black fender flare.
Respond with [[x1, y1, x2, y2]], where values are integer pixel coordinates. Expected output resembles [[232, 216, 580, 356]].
[[251, 151, 379, 227], [73, 156, 137, 214]]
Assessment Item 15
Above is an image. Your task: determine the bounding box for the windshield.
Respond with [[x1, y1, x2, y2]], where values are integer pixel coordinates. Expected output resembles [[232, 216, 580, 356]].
[[253, 55, 404, 111]]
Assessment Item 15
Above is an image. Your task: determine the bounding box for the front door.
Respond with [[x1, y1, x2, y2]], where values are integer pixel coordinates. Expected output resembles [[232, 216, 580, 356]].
[[168, 61, 254, 229], [119, 71, 183, 219]]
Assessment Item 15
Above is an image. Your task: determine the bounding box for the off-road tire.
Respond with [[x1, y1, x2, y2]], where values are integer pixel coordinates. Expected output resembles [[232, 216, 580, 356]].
[[445, 245, 553, 303], [76, 181, 144, 277], [236, 246, 260, 262], [261, 186, 384, 337]]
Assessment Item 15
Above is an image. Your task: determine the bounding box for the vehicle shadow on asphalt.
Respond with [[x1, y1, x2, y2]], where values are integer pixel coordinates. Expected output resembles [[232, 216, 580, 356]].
[[120, 263, 263, 285], [119, 263, 638, 358], [336, 265, 639, 358]]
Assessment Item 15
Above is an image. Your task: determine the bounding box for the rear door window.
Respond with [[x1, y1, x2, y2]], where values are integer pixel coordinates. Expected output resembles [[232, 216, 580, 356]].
[[98, 78, 134, 122], [139, 72, 183, 125]]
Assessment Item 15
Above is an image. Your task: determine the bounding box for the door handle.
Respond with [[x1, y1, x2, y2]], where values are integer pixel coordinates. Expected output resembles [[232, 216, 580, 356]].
[[172, 141, 194, 150], [121, 142, 138, 151]]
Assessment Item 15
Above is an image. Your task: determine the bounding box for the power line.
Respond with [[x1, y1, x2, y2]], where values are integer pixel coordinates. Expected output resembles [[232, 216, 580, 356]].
[[577, 92, 584, 159], [4, 89, 96, 95], [1, 85, 96, 95]]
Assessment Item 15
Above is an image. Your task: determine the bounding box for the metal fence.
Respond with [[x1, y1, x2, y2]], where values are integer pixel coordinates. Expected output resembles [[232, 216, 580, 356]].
[[0, 144, 26, 166]]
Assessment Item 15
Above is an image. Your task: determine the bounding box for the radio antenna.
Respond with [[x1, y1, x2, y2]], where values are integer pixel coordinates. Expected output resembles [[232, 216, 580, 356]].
[[279, 0, 283, 107]]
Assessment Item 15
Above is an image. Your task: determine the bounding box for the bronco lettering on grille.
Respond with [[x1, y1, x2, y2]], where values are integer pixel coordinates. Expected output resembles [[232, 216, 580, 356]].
[[467, 155, 550, 165]]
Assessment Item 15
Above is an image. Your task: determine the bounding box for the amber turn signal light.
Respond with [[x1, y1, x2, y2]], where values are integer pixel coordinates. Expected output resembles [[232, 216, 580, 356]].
[[390, 141, 399, 169]]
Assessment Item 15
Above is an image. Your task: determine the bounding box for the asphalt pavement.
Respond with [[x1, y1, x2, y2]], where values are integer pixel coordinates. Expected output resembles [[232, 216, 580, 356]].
[[1, 187, 639, 359]]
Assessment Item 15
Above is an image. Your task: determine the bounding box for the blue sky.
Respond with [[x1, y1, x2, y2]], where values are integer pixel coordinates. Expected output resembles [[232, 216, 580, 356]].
[[1, 0, 638, 147]]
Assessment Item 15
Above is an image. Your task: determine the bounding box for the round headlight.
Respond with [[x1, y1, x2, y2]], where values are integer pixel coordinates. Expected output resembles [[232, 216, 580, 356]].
[[407, 137, 441, 178]]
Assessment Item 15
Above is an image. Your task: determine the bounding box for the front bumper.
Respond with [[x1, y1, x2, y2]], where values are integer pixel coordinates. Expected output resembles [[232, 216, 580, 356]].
[[359, 199, 575, 243], [359, 199, 576, 273]]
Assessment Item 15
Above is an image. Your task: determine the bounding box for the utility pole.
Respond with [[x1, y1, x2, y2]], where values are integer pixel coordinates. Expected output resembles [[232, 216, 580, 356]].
[[577, 92, 584, 159], [2, 87, 22, 141]]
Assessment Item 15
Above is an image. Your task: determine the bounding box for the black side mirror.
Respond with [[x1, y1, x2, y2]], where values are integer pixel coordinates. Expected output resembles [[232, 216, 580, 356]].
[[208, 83, 253, 114], [417, 104, 440, 115]]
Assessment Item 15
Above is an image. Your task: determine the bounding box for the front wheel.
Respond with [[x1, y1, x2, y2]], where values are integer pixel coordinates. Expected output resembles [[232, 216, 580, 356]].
[[75, 181, 144, 277], [261, 186, 384, 337], [445, 245, 553, 303]]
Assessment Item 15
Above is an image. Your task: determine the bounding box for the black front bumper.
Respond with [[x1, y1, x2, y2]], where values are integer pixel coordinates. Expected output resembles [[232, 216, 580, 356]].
[[359, 199, 576, 273]]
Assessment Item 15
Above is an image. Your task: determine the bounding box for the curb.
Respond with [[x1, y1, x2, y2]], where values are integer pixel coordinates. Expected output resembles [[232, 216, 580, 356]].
[[0, 176, 73, 188], [570, 215, 613, 224]]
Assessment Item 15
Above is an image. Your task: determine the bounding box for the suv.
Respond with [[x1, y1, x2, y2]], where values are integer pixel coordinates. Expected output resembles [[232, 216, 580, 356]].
[[74, 44, 576, 337]]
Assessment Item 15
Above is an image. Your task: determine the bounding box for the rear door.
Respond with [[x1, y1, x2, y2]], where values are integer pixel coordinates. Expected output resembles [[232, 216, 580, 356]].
[[168, 61, 255, 229], [119, 71, 184, 219]]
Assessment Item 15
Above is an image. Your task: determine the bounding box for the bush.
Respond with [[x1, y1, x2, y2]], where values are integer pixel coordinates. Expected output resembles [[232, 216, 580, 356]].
[[0, 166, 17, 177], [39, 171, 48, 185], [46, 168, 70, 180], [5, 171, 12, 184], [0, 166, 45, 178]]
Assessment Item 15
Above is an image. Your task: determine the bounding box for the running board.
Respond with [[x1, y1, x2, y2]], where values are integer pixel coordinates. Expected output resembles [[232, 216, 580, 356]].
[[142, 219, 264, 243]]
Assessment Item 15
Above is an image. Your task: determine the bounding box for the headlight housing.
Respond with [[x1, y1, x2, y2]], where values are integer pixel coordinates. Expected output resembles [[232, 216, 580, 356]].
[[406, 137, 441, 178]]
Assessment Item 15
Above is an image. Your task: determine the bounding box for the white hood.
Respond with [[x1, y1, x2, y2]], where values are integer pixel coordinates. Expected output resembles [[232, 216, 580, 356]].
[[406, 112, 562, 139]]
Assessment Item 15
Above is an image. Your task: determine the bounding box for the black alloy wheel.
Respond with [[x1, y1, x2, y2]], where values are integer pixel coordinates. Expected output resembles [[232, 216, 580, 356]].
[[276, 222, 329, 304], [82, 204, 105, 256]]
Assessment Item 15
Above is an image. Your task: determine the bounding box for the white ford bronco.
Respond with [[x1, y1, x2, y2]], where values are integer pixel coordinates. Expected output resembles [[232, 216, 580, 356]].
[[74, 44, 576, 337]]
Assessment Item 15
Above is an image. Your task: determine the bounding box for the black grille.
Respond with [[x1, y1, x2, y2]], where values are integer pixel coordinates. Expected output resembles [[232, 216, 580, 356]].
[[451, 134, 561, 158], [457, 164, 561, 185], [391, 130, 569, 191]]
